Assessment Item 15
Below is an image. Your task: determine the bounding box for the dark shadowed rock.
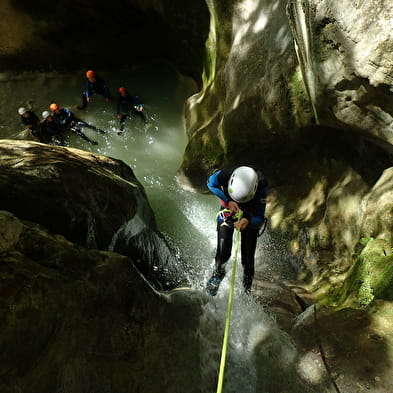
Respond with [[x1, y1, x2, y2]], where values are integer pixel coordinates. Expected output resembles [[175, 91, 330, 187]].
[[0, 139, 185, 289], [0, 210, 205, 393]]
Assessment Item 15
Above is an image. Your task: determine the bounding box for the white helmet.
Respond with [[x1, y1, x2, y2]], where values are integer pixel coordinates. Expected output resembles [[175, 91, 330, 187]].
[[228, 166, 258, 203], [18, 107, 27, 115], [42, 111, 51, 119]]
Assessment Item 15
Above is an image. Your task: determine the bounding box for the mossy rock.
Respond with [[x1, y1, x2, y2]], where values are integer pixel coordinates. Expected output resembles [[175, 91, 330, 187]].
[[324, 239, 393, 307]]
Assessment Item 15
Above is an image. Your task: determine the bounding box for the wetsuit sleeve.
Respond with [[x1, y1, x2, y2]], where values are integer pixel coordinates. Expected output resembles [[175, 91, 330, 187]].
[[21, 116, 29, 126], [247, 186, 267, 228], [207, 171, 230, 203], [58, 108, 73, 125], [85, 79, 92, 99], [32, 112, 39, 124]]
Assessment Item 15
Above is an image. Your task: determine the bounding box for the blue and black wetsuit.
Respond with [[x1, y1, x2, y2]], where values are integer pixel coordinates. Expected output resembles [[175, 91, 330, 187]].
[[116, 92, 146, 130], [53, 107, 74, 128], [79, 75, 111, 109], [53, 107, 101, 145], [207, 166, 268, 291]]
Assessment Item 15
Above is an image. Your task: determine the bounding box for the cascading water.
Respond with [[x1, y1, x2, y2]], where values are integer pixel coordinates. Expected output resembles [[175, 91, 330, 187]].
[[0, 61, 325, 393]]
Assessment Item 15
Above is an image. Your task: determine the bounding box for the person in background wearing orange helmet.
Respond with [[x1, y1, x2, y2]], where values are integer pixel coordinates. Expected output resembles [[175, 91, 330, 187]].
[[50, 102, 98, 145], [49, 103, 73, 127], [116, 86, 147, 132], [77, 70, 111, 110]]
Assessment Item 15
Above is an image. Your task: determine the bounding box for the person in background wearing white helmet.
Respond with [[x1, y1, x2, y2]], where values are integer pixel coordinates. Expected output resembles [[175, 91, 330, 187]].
[[18, 107, 42, 141], [40, 111, 65, 145], [206, 166, 268, 296]]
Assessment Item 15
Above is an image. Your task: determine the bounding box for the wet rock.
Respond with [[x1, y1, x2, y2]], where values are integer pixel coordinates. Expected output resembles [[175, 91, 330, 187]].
[[0, 139, 183, 288], [0, 211, 204, 393], [0, 210, 23, 253]]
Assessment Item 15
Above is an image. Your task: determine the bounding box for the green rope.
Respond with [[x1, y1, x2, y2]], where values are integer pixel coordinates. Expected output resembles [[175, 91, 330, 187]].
[[216, 211, 243, 393]]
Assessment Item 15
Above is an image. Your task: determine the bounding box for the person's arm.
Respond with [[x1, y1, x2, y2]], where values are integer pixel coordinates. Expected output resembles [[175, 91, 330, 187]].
[[59, 108, 73, 125], [32, 112, 40, 126], [130, 95, 144, 111], [207, 171, 229, 203], [247, 186, 267, 228], [85, 79, 92, 100], [21, 116, 30, 128]]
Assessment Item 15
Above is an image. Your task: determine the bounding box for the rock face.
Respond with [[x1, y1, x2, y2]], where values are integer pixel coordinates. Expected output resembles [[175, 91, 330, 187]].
[[0, 210, 335, 393], [0, 210, 205, 393], [0, 140, 184, 288], [181, 0, 393, 185], [288, 0, 393, 145], [179, 0, 393, 291]]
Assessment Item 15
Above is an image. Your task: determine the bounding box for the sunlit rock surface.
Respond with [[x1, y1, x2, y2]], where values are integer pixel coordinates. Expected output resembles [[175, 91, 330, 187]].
[[293, 302, 393, 393], [288, 0, 393, 145], [0, 139, 183, 288], [181, 0, 393, 184]]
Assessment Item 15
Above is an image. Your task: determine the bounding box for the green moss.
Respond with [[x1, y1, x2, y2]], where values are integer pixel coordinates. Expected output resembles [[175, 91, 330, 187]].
[[288, 66, 314, 127], [319, 239, 393, 308]]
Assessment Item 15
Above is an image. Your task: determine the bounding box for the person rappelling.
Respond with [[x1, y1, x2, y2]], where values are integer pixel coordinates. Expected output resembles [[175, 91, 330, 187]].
[[206, 165, 268, 296]]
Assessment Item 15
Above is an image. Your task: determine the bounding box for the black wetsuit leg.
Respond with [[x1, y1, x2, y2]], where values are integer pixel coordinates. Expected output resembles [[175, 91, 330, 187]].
[[119, 114, 127, 131], [78, 92, 88, 109], [214, 223, 234, 278], [240, 227, 258, 292], [76, 120, 106, 134]]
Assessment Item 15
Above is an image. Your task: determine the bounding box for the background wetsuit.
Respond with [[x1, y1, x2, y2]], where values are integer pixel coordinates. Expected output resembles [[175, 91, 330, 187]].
[[116, 92, 146, 130], [20, 111, 43, 141], [207, 166, 268, 292], [41, 118, 65, 145], [53, 107, 98, 145], [79, 75, 111, 109]]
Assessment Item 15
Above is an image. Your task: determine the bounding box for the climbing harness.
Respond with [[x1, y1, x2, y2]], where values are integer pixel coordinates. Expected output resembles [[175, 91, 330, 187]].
[[216, 211, 243, 393], [216, 208, 234, 227]]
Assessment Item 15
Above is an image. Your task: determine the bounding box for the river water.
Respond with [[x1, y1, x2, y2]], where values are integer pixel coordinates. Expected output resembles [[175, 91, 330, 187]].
[[0, 61, 315, 392]]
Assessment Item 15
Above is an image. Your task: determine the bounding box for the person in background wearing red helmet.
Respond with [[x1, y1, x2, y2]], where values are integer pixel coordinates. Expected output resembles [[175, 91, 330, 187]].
[[77, 70, 111, 110], [49, 103, 73, 127], [116, 86, 147, 133]]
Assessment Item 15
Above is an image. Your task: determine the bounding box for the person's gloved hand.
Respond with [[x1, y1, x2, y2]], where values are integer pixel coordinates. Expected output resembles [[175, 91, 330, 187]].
[[228, 200, 240, 213], [234, 218, 249, 231]]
